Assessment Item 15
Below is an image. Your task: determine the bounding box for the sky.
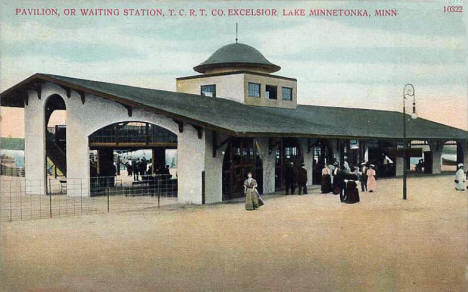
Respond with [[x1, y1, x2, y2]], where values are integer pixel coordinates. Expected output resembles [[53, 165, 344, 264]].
[[0, 0, 466, 137]]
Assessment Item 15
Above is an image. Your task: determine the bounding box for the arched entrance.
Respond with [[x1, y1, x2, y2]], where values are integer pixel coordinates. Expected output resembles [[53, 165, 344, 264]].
[[275, 138, 303, 191], [366, 140, 396, 178], [441, 140, 458, 172], [222, 138, 263, 201], [311, 139, 331, 185], [88, 121, 178, 196], [44, 94, 67, 194], [409, 140, 431, 174]]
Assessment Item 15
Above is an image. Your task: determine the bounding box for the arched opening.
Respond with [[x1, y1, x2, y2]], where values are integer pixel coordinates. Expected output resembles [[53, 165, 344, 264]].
[[366, 140, 396, 178], [408, 140, 431, 174], [88, 121, 178, 197], [45, 94, 67, 194], [311, 139, 332, 185], [441, 140, 458, 172], [222, 138, 263, 201], [275, 138, 302, 191]]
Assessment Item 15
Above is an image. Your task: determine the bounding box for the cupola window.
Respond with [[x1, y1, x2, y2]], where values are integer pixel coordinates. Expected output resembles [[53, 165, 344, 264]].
[[266, 85, 277, 99], [201, 84, 216, 97], [248, 82, 261, 97], [282, 87, 292, 101]]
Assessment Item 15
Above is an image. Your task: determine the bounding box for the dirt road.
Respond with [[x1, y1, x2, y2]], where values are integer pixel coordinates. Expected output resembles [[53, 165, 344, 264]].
[[1, 175, 466, 291]]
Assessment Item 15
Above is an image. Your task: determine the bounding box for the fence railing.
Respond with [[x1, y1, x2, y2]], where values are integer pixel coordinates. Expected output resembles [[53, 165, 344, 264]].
[[0, 165, 25, 177], [1, 175, 178, 222]]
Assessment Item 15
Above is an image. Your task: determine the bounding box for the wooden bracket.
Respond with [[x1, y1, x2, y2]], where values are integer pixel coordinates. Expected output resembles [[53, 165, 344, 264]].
[[23, 94, 28, 106], [213, 132, 230, 157], [79, 91, 85, 104], [124, 105, 132, 117], [212, 131, 217, 157], [268, 138, 280, 154], [173, 119, 183, 133], [30, 83, 42, 99], [191, 125, 203, 139], [59, 85, 71, 98]]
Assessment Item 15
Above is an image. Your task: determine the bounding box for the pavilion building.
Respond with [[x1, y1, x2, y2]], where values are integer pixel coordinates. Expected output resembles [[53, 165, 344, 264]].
[[1, 42, 467, 203]]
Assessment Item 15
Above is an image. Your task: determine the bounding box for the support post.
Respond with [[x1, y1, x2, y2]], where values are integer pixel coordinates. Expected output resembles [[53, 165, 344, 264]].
[[212, 131, 217, 157]]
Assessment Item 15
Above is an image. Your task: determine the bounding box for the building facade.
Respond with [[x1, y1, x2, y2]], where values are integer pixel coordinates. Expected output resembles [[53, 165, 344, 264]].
[[1, 42, 467, 204]]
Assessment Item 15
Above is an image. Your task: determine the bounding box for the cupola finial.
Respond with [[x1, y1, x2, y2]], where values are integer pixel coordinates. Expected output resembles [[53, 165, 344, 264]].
[[235, 23, 238, 43]]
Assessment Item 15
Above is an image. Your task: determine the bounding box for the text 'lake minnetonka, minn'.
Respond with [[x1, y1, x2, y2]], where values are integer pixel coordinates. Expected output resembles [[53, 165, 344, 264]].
[[15, 8, 398, 17]]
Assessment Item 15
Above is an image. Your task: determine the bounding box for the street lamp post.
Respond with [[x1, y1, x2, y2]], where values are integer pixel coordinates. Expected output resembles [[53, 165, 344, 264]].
[[402, 84, 417, 200]]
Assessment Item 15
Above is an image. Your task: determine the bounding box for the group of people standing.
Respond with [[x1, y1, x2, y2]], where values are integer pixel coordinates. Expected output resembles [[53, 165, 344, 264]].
[[244, 161, 308, 211], [321, 161, 377, 204], [125, 158, 149, 181], [243, 160, 378, 210], [284, 162, 309, 195]]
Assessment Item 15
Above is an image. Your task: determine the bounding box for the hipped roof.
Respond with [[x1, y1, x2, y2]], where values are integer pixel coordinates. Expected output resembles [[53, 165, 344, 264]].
[[1, 73, 466, 140]]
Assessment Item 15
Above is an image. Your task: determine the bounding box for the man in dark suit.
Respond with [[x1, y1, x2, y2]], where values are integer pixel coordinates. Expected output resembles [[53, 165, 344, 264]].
[[285, 162, 297, 195], [297, 163, 308, 195]]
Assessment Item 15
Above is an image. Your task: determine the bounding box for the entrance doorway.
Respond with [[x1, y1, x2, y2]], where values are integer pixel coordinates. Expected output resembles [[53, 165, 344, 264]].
[[88, 121, 177, 196], [44, 94, 67, 194], [275, 138, 302, 191], [222, 138, 263, 200]]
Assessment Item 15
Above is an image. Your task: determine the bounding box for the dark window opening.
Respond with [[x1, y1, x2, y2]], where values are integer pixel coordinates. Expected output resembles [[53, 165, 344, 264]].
[[266, 85, 277, 100]]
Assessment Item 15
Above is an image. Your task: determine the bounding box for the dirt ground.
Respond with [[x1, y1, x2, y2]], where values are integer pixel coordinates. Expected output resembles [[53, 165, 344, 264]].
[[1, 175, 467, 291]]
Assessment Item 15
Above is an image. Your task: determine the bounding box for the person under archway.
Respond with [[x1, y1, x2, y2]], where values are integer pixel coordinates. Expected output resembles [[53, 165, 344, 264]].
[[297, 163, 308, 195], [321, 164, 332, 193], [284, 162, 297, 195]]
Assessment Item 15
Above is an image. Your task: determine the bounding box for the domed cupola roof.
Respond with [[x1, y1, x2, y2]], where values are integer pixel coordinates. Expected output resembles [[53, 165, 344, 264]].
[[194, 43, 281, 74]]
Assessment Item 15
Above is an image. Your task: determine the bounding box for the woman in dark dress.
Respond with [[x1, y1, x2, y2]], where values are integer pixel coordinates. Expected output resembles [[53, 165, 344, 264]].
[[344, 174, 360, 204], [333, 166, 346, 200], [321, 164, 332, 193]]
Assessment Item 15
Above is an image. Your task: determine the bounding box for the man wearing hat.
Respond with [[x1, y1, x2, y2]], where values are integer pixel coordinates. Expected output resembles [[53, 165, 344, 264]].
[[297, 162, 308, 195], [284, 161, 297, 195], [359, 162, 368, 192], [455, 163, 466, 191]]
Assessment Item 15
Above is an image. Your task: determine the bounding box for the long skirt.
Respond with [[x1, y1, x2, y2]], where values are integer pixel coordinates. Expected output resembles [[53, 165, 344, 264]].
[[344, 185, 360, 204], [321, 174, 331, 193], [455, 181, 465, 191], [245, 189, 259, 210], [367, 176, 376, 192]]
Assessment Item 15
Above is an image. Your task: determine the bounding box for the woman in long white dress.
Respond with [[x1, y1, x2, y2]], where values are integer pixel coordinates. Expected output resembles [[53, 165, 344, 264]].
[[366, 164, 377, 192], [455, 163, 466, 191]]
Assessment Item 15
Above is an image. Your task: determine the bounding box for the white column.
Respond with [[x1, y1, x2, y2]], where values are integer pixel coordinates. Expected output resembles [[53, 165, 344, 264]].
[[395, 156, 404, 176], [429, 140, 443, 174], [65, 94, 90, 196], [204, 131, 225, 204], [24, 90, 46, 195], [462, 140, 468, 165], [299, 138, 313, 186], [257, 138, 275, 194], [178, 125, 205, 204], [330, 139, 340, 164]]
